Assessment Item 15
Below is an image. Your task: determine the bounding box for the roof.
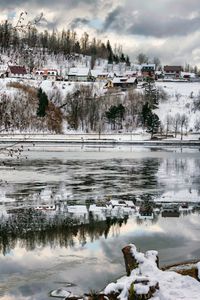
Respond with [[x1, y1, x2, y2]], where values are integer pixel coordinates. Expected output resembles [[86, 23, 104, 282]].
[[141, 64, 155, 70], [112, 77, 137, 84], [124, 70, 137, 76], [91, 70, 108, 77], [35, 69, 58, 75], [68, 67, 90, 76], [164, 65, 183, 72], [180, 72, 196, 78], [8, 65, 27, 75]]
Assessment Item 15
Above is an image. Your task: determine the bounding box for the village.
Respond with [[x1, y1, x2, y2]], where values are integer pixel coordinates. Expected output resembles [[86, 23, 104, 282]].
[[0, 58, 200, 91]]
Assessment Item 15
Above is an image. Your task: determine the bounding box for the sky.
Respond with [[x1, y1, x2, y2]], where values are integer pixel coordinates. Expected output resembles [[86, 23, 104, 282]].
[[1, 0, 200, 66]]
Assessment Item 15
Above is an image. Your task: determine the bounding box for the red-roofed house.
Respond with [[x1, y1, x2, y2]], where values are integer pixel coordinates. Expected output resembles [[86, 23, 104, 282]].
[[6, 65, 27, 78], [34, 69, 58, 81], [163, 66, 183, 79]]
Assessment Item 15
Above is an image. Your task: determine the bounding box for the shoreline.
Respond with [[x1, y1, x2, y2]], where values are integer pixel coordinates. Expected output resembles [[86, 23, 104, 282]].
[[0, 133, 200, 147]]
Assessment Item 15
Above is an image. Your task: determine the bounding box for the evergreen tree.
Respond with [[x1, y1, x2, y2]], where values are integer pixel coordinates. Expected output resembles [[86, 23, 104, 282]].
[[125, 55, 130, 67], [141, 102, 151, 127], [117, 103, 125, 129], [107, 40, 113, 64], [120, 53, 126, 63], [144, 78, 159, 109], [37, 88, 49, 117], [105, 104, 125, 130], [146, 112, 160, 138]]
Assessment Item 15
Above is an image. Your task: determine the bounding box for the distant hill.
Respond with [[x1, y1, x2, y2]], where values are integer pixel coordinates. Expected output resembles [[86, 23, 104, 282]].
[[0, 20, 130, 71]]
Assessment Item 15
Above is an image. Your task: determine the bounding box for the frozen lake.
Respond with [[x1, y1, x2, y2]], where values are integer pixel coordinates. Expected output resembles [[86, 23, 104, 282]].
[[0, 144, 200, 300]]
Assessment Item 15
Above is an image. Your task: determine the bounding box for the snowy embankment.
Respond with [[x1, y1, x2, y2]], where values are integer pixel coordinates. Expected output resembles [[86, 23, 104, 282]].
[[51, 244, 200, 299], [104, 244, 200, 300]]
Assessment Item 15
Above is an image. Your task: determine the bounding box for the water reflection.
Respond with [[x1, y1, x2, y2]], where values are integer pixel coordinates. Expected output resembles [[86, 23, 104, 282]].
[[0, 208, 128, 255], [1, 146, 200, 299]]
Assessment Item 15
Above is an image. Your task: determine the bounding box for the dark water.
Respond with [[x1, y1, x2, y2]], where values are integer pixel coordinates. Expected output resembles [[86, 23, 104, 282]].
[[0, 145, 200, 300]]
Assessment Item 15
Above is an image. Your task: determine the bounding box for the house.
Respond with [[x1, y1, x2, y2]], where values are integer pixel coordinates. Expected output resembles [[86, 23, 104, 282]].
[[163, 66, 183, 79], [6, 65, 27, 78], [141, 64, 155, 79], [34, 68, 58, 81], [91, 70, 109, 81], [180, 72, 199, 82], [68, 67, 92, 82], [106, 76, 138, 90], [124, 70, 138, 77]]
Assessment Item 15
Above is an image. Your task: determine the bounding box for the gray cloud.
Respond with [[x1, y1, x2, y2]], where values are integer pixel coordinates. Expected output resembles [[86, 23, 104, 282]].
[[128, 15, 200, 37], [103, 6, 122, 31], [0, 0, 97, 9], [102, 3, 200, 38], [1, 0, 200, 65], [70, 18, 90, 30]]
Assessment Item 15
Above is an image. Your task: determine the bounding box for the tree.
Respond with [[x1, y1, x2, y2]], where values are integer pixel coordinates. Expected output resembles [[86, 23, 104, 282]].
[[117, 104, 125, 129], [105, 104, 125, 130], [153, 57, 161, 70], [165, 114, 173, 137], [172, 113, 181, 138], [107, 40, 113, 64], [125, 55, 130, 67], [37, 88, 49, 117], [144, 78, 159, 109], [180, 114, 189, 140], [141, 102, 151, 127], [137, 53, 148, 65], [146, 112, 160, 138]]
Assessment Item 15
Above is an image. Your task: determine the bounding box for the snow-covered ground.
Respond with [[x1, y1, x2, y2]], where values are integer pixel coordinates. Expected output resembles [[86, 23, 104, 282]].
[[155, 81, 200, 132], [1, 78, 200, 136], [104, 244, 200, 300]]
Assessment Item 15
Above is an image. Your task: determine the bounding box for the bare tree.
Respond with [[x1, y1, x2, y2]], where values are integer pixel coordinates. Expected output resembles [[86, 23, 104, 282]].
[[165, 114, 173, 137], [172, 113, 181, 138], [153, 57, 161, 70], [14, 11, 44, 32], [194, 119, 200, 132], [180, 114, 189, 140], [136, 53, 149, 65]]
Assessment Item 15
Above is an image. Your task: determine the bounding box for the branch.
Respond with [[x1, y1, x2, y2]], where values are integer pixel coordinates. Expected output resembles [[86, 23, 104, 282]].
[[14, 12, 44, 32]]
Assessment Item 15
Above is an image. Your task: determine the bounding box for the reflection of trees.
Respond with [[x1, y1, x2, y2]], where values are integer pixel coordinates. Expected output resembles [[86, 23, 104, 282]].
[[134, 158, 163, 203], [0, 209, 128, 255], [168, 158, 188, 175]]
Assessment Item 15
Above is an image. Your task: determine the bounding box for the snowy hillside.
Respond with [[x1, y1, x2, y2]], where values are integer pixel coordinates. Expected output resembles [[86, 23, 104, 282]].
[[0, 76, 200, 135], [155, 81, 200, 133]]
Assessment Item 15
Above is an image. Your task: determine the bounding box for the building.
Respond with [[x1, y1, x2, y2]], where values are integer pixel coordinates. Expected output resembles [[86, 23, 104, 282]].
[[6, 65, 27, 78], [163, 66, 183, 79], [91, 70, 109, 81], [34, 69, 58, 80], [106, 76, 138, 90], [68, 67, 91, 82], [141, 64, 155, 79]]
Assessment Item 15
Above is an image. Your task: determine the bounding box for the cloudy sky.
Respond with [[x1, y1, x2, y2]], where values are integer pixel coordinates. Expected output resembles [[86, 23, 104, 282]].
[[1, 0, 200, 66]]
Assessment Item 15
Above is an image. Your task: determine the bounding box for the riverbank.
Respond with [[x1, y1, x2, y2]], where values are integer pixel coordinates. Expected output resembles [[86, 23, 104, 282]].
[[0, 133, 200, 147], [50, 245, 200, 300]]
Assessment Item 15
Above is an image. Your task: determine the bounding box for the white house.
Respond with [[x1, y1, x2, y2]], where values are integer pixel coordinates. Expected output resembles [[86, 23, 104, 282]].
[[68, 67, 91, 82], [34, 68, 58, 80]]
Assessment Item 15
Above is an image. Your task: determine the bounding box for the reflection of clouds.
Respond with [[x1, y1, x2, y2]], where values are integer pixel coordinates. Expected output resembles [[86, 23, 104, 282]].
[[1, 214, 200, 299], [111, 218, 164, 236], [158, 189, 199, 203], [159, 214, 200, 242]]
